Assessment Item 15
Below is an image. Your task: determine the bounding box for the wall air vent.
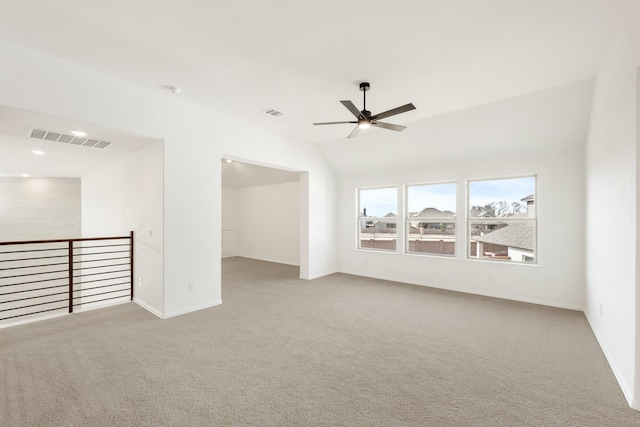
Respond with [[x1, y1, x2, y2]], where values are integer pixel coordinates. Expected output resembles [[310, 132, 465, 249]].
[[28, 128, 112, 149], [263, 108, 284, 117]]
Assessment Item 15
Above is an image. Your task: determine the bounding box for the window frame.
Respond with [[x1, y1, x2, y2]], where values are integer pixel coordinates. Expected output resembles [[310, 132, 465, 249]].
[[356, 185, 398, 253], [404, 181, 457, 257], [466, 175, 537, 264]]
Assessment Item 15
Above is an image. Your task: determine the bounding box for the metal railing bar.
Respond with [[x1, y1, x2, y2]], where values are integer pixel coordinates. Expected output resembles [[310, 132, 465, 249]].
[[3, 291, 68, 304], [0, 298, 68, 314], [0, 276, 67, 289], [0, 256, 129, 271], [0, 284, 67, 296], [0, 306, 67, 322], [0, 249, 129, 262], [72, 268, 130, 279], [70, 250, 130, 257], [72, 262, 130, 272], [72, 288, 129, 300], [72, 256, 130, 265], [0, 236, 130, 246], [72, 281, 130, 293], [74, 243, 131, 250], [0, 261, 69, 272], [0, 254, 69, 263], [2, 268, 69, 280], [0, 231, 133, 323], [73, 294, 129, 307], [130, 230, 134, 301], [0, 247, 67, 255], [74, 275, 129, 286]]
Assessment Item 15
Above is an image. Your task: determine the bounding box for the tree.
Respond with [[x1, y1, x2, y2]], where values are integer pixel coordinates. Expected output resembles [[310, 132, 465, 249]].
[[471, 201, 525, 217]]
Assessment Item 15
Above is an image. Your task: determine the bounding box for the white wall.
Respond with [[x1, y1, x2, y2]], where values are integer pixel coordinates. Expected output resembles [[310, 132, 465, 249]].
[[584, 0, 640, 408], [0, 40, 338, 319], [219, 158, 336, 281], [221, 187, 238, 257], [234, 181, 300, 266], [338, 148, 585, 310], [81, 142, 164, 317], [0, 177, 80, 241]]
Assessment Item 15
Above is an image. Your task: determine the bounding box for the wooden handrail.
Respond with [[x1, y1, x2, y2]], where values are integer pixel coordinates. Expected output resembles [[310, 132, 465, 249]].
[[0, 235, 131, 246]]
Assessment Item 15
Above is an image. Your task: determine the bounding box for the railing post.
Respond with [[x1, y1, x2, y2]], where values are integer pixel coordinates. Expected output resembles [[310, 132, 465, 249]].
[[68, 240, 73, 313], [130, 230, 134, 301]]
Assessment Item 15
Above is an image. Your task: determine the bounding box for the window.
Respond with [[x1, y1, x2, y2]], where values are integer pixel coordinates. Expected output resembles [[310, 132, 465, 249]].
[[467, 176, 536, 263], [406, 182, 456, 256], [358, 187, 397, 251]]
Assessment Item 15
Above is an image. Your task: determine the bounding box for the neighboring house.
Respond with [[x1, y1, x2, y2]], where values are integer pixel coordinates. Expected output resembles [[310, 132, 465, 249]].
[[469, 209, 502, 233], [471, 194, 536, 262], [521, 194, 535, 218], [380, 212, 397, 229], [360, 212, 397, 232], [471, 221, 535, 262], [408, 207, 455, 232]]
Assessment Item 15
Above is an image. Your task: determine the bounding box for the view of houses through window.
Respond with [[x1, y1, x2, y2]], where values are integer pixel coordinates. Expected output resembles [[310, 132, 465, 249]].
[[406, 182, 456, 256], [358, 187, 397, 251], [357, 176, 536, 263], [468, 176, 536, 263]]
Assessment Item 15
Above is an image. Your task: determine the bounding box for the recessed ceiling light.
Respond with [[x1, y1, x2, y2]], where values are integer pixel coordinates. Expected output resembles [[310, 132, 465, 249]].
[[32, 150, 45, 155], [71, 130, 87, 137], [21, 173, 29, 177], [225, 159, 233, 163]]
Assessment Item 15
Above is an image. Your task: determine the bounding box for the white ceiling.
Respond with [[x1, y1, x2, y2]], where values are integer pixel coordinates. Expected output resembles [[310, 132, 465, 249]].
[[0, 0, 626, 177], [0, 106, 158, 177]]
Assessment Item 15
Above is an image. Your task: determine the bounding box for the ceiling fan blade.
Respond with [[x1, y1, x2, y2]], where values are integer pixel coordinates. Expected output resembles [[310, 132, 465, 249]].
[[340, 100, 364, 119], [371, 103, 416, 121], [372, 121, 406, 132], [313, 121, 357, 125], [347, 126, 360, 139]]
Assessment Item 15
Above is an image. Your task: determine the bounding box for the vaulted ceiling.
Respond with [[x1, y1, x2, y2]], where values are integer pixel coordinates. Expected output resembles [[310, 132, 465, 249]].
[[0, 0, 626, 177]]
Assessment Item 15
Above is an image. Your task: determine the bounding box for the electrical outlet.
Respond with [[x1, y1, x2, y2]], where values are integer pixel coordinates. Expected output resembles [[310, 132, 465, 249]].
[[487, 273, 493, 282], [600, 304, 603, 316], [138, 277, 142, 288], [188, 282, 194, 292]]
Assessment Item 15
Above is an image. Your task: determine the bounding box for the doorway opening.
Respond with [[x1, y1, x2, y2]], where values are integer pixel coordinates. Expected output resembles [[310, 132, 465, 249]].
[[221, 158, 304, 281]]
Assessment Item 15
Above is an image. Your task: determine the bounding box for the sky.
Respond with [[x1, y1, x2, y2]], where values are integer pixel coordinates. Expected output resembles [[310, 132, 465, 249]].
[[468, 177, 535, 208], [359, 177, 535, 217]]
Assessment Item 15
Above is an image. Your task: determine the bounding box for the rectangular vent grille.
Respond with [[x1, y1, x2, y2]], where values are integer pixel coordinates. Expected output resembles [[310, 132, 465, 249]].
[[28, 128, 112, 149], [263, 108, 284, 117]]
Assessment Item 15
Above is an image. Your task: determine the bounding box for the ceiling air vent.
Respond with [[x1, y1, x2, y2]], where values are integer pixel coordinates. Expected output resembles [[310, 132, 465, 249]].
[[263, 108, 284, 117], [28, 128, 113, 149]]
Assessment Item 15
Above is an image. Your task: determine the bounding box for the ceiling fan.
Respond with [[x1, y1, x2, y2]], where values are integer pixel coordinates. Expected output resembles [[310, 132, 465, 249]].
[[313, 82, 416, 138]]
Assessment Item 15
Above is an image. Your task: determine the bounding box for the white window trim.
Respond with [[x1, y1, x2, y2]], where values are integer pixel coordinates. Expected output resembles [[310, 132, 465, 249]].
[[357, 186, 398, 253], [465, 175, 537, 264], [405, 182, 457, 257]]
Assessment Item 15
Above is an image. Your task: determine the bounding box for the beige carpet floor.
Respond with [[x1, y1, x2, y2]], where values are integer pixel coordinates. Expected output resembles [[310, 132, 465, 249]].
[[1, 256, 639, 426]]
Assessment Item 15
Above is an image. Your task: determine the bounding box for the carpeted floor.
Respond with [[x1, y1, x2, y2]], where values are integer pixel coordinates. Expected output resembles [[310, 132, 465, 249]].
[[1, 256, 639, 426]]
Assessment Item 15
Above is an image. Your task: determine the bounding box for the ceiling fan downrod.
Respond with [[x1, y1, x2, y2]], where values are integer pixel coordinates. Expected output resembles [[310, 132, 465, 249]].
[[360, 82, 370, 112]]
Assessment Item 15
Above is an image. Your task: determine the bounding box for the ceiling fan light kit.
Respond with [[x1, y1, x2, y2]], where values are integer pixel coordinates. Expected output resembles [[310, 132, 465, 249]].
[[313, 82, 416, 138]]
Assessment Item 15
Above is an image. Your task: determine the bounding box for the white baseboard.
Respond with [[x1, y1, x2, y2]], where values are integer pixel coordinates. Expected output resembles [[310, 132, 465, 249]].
[[133, 298, 164, 319], [235, 254, 299, 267], [584, 311, 636, 410], [0, 311, 68, 330], [163, 299, 222, 319], [340, 269, 583, 311], [74, 298, 130, 313]]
